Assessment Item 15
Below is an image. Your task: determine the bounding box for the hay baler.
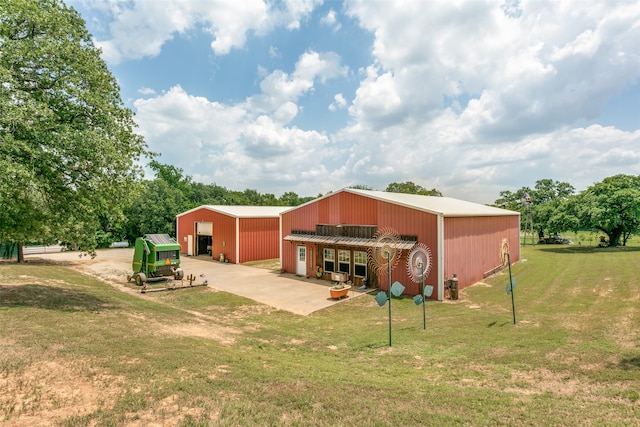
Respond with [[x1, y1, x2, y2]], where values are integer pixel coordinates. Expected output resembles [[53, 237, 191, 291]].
[[130, 234, 184, 286]]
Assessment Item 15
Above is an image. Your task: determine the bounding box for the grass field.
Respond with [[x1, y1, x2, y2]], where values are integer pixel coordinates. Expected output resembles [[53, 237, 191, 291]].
[[1, 245, 639, 426]]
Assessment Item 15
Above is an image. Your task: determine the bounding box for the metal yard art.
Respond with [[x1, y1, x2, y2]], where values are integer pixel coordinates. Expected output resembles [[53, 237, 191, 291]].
[[407, 243, 434, 330], [501, 239, 517, 324], [368, 227, 403, 346]]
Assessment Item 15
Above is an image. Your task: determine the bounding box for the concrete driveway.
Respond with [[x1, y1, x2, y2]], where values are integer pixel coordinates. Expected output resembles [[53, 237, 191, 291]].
[[186, 257, 375, 315], [28, 248, 374, 316]]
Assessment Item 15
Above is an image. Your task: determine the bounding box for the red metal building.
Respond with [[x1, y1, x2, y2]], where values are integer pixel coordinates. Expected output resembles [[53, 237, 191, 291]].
[[281, 189, 520, 300], [176, 206, 289, 264]]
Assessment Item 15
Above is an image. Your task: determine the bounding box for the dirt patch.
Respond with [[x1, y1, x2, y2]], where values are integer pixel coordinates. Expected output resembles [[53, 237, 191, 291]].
[[0, 358, 123, 426], [158, 322, 240, 345], [0, 354, 216, 425]]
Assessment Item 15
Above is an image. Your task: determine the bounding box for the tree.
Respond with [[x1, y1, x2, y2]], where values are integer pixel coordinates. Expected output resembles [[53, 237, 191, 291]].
[[493, 179, 575, 238], [149, 160, 192, 196], [559, 175, 640, 247], [0, 0, 147, 260], [385, 181, 442, 196], [123, 179, 185, 241], [530, 179, 575, 238], [349, 184, 373, 191]]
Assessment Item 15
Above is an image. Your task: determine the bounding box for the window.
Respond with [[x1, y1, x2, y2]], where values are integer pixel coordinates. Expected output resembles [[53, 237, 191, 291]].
[[298, 246, 306, 261], [323, 248, 335, 272], [354, 251, 367, 278], [338, 249, 350, 274], [157, 250, 179, 262]]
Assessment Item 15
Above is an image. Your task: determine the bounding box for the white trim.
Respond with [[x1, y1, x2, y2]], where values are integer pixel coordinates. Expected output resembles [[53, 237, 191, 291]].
[[177, 205, 288, 219], [437, 214, 445, 301], [279, 214, 283, 271], [517, 215, 521, 261], [235, 217, 240, 264], [176, 218, 180, 251]]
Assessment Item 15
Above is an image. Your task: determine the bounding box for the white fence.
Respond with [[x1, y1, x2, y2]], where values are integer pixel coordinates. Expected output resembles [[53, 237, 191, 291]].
[[22, 244, 66, 255]]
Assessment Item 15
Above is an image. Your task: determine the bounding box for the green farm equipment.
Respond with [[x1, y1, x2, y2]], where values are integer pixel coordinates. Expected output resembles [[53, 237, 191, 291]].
[[129, 234, 184, 286]]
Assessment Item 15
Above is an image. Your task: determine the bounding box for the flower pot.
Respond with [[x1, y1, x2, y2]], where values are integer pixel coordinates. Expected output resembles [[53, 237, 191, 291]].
[[329, 285, 351, 299]]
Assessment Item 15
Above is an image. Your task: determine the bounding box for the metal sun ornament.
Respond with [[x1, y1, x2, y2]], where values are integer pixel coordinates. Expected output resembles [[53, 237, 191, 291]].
[[368, 227, 402, 346], [500, 238, 510, 266], [368, 227, 402, 278], [407, 243, 432, 283]]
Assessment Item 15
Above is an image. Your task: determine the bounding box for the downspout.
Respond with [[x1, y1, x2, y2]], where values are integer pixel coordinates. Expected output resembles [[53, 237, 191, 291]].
[[517, 214, 521, 262], [437, 214, 445, 301], [279, 214, 283, 272], [235, 217, 240, 263], [175, 216, 179, 253]]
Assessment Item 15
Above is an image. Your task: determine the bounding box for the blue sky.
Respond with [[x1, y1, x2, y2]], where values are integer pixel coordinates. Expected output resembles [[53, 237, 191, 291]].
[[68, 0, 640, 203]]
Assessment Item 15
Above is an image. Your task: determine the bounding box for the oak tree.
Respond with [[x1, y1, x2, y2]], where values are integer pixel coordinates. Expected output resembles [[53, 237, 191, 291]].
[[0, 0, 147, 260]]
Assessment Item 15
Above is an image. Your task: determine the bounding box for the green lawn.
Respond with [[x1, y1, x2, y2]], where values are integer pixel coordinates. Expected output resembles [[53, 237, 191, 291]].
[[1, 245, 639, 426]]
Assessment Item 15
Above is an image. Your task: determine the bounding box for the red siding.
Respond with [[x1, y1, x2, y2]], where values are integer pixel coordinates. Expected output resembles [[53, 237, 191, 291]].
[[443, 216, 520, 289], [238, 217, 280, 263], [177, 208, 280, 264], [176, 209, 203, 254]]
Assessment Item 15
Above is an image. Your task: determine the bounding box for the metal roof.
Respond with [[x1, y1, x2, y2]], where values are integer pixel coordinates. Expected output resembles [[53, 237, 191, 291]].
[[284, 234, 416, 250], [344, 189, 519, 217], [177, 205, 290, 219], [280, 188, 519, 217], [144, 234, 177, 245]]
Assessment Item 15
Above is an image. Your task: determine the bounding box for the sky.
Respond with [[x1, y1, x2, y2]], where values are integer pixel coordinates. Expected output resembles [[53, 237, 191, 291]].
[[67, 0, 640, 204]]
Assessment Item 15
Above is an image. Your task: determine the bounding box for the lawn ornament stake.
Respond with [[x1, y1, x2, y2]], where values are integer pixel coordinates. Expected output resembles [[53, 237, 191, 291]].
[[407, 243, 433, 330], [369, 227, 402, 346], [501, 239, 517, 324]]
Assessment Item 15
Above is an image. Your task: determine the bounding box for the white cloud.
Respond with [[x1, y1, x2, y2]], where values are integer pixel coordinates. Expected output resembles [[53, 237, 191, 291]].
[[268, 45, 281, 58], [329, 93, 347, 111], [345, 0, 640, 136], [137, 87, 156, 95], [246, 50, 347, 120], [321, 8, 342, 32], [83, 0, 320, 63], [132, 67, 337, 194], [133, 85, 246, 165]]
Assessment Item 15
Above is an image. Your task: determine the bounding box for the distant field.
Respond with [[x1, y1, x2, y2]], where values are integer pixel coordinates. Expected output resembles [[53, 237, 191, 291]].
[[521, 230, 639, 247], [1, 245, 639, 426]]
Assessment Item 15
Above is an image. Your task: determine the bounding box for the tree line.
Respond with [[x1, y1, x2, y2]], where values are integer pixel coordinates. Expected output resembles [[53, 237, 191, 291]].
[[492, 175, 640, 247], [112, 164, 442, 248]]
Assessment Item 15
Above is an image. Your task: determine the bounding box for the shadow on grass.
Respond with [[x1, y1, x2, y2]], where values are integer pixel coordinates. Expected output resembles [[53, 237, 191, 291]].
[[0, 284, 112, 312], [487, 321, 513, 327], [613, 354, 640, 370], [535, 246, 640, 255]]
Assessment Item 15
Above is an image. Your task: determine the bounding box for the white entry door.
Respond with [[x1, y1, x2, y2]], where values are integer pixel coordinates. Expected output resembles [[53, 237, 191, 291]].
[[187, 235, 193, 256], [296, 246, 306, 276]]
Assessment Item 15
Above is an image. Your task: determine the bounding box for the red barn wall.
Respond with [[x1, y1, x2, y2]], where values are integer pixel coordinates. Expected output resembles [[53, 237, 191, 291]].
[[238, 217, 280, 263], [176, 209, 205, 254], [443, 215, 520, 289], [176, 208, 236, 263]]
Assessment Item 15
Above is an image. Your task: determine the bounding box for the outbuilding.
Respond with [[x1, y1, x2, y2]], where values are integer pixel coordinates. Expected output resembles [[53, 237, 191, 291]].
[[176, 205, 289, 264], [281, 189, 520, 300]]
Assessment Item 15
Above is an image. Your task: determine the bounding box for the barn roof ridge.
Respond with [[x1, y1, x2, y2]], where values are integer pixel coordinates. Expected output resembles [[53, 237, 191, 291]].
[[177, 205, 289, 219], [343, 188, 520, 217]]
